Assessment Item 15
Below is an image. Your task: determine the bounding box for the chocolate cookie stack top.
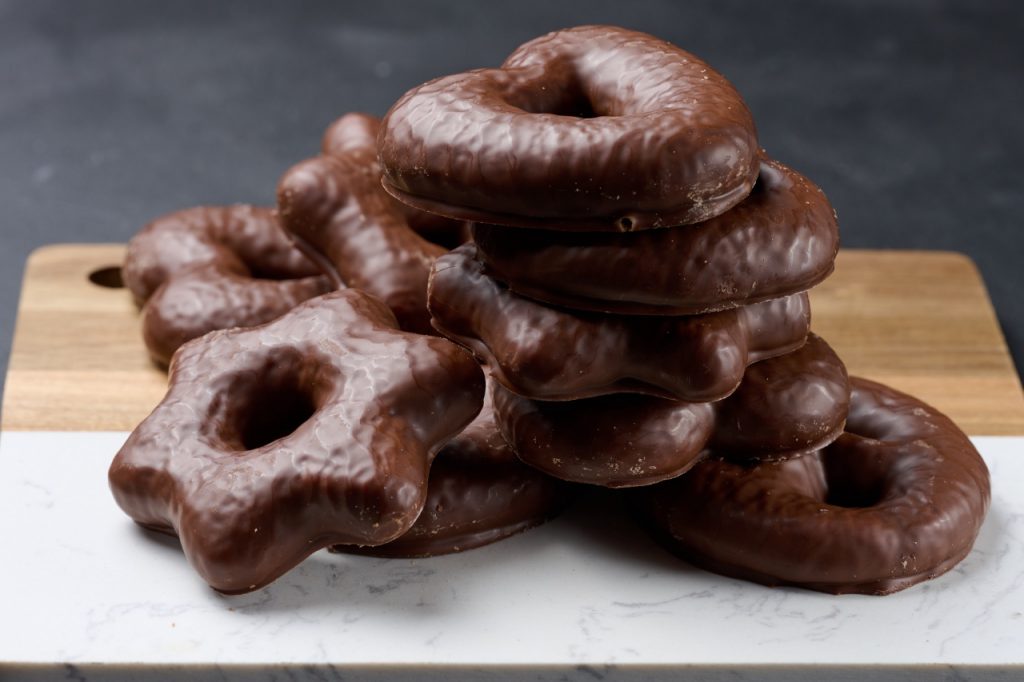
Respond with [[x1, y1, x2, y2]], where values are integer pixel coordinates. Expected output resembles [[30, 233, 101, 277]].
[[383, 25, 846, 487], [382, 25, 989, 594]]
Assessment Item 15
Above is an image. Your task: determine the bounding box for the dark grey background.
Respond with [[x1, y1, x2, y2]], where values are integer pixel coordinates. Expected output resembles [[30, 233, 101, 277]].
[[1, 0, 1022, 404]]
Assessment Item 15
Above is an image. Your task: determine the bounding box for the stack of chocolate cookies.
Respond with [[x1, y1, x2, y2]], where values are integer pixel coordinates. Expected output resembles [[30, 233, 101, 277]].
[[381, 26, 989, 594], [426, 169, 846, 488], [112, 25, 990, 596], [382, 26, 848, 488]]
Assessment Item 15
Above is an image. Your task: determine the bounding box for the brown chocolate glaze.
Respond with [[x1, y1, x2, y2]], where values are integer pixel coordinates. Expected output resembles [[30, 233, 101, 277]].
[[711, 334, 850, 461], [493, 383, 714, 489], [321, 111, 380, 158], [123, 205, 332, 367], [141, 263, 331, 368], [322, 112, 471, 249], [123, 205, 324, 306], [633, 378, 991, 595], [277, 113, 448, 335], [380, 25, 759, 231], [108, 290, 485, 594], [493, 334, 848, 488], [472, 158, 838, 315], [331, 386, 571, 558], [430, 245, 811, 402]]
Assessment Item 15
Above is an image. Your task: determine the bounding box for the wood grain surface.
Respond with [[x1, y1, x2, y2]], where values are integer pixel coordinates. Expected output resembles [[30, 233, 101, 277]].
[[2, 244, 1022, 434]]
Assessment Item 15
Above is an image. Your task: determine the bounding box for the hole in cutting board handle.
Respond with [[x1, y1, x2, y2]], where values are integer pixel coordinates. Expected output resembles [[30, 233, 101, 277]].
[[88, 266, 125, 289]]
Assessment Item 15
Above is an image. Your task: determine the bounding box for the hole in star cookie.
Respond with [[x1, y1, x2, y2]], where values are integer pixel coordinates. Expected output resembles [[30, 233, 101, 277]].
[[238, 383, 318, 450], [88, 266, 124, 288], [211, 350, 333, 451]]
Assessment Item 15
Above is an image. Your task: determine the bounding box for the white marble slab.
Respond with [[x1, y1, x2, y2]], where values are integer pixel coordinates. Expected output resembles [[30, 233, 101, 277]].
[[0, 432, 1021, 681]]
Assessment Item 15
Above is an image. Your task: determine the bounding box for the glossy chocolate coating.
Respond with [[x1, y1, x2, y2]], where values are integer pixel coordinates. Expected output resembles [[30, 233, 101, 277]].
[[634, 378, 991, 595], [108, 290, 485, 594], [711, 333, 850, 461], [430, 245, 811, 402], [332, 387, 571, 558], [277, 113, 448, 335], [323, 113, 471, 249], [123, 205, 324, 306], [493, 334, 848, 488], [494, 381, 713, 489], [123, 206, 331, 365], [472, 158, 838, 315], [321, 111, 381, 158], [380, 25, 759, 231], [141, 263, 331, 368]]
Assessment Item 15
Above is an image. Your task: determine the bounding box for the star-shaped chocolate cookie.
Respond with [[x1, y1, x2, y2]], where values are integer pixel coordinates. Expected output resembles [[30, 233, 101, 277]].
[[109, 289, 484, 594]]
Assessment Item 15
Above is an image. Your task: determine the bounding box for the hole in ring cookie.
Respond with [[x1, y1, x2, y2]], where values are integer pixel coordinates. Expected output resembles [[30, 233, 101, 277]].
[[205, 348, 336, 452], [511, 76, 601, 119], [821, 454, 886, 509], [88, 266, 124, 288], [530, 94, 599, 118], [239, 258, 312, 282]]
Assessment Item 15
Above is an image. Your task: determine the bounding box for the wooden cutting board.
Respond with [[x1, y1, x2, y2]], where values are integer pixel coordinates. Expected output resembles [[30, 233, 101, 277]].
[[2, 244, 1022, 434]]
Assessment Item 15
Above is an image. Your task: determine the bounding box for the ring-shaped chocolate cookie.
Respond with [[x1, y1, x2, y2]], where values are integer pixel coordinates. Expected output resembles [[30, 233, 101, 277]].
[[123, 205, 332, 367], [471, 158, 838, 315], [380, 25, 759, 231], [430, 245, 811, 402], [123, 205, 324, 305], [493, 334, 849, 488], [332, 386, 571, 558], [322, 113, 470, 249], [278, 114, 452, 335], [141, 262, 332, 368], [109, 289, 484, 594], [634, 378, 991, 595]]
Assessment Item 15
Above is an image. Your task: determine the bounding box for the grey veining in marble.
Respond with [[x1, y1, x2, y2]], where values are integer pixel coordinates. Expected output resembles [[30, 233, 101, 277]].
[[0, 432, 1022, 681]]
